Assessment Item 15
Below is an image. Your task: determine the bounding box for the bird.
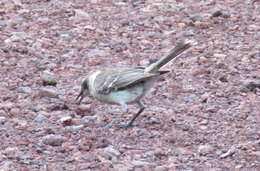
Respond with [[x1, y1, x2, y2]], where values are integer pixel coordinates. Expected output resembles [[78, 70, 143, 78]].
[[76, 40, 195, 128]]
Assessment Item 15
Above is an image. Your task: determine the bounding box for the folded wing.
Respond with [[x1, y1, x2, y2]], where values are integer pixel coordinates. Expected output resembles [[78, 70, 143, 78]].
[[94, 67, 159, 94]]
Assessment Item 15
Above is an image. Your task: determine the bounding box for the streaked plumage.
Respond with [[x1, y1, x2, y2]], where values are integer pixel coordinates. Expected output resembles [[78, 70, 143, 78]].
[[76, 40, 196, 128]]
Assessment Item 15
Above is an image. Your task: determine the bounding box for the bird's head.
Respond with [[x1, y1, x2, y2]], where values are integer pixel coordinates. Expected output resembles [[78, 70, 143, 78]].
[[75, 77, 90, 104]]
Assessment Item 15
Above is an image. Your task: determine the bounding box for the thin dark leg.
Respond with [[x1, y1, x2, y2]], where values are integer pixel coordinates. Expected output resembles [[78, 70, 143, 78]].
[[126, 101, 145, 127]]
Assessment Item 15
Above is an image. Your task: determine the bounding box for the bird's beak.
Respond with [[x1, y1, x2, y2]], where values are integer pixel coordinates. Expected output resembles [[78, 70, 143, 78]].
[[75, 91, 84, 104]]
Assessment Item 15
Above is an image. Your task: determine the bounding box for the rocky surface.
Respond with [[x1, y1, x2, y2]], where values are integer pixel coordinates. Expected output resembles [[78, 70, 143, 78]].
[[0, 0, 259, 170]]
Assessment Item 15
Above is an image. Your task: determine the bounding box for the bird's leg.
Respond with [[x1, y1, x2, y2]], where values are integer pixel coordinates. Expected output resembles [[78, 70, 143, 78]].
[[125, 101, 145, 127]]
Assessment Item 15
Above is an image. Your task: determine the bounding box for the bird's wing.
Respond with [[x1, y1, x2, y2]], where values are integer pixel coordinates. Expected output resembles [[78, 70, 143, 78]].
[[94, 67, 159, 94]]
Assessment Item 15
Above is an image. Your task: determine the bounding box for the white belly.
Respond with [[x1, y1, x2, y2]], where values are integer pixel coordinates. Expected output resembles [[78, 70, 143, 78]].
[[93, 82, 146, 105]]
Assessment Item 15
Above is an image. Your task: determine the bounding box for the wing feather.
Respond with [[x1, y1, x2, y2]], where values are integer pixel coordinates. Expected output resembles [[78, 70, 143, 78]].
[[94, 67, 159, 94]]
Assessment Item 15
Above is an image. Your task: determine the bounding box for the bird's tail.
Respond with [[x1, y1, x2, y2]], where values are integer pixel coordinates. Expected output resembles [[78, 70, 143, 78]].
[[145, 40, 196, 73]]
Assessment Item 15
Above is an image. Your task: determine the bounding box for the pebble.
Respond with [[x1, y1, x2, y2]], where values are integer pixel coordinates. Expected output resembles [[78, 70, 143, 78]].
[[58, 31, 72, 39], [64, 124, 84, 132], [39, 88, 59, 98], [219, 145, 236, 158], [200, 119, 208, 125], [190, 14, 203, 22], [131, 160, 153, 167], [185, 29, 195, 36], [211, 8, 230, 18], [199, 125, 208, 130], [34, 114, 48, 123], [154, 166, 168, 171], [183, 94, 197, 103], [211, 8, 223, 17], [178, 22, 186, 29], [0, 116, 6, 124], [9, 107, 20, 116], [42, 134, 67, 146], [59, 115, 73, 125], [17, 86, 32, 94], [4, 32, 27, 43], [75, 104, 93, 116], [88, 49, 107, 57], [0, 82, 8, 88], [198, 144, 214, 155], [103, 146, 121, 156], [40, 71, 57, 86], [74, 9, 90, 18]]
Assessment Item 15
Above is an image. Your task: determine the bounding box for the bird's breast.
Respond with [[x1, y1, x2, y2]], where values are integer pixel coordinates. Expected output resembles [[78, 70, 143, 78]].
[[94, 82, 146, 105]]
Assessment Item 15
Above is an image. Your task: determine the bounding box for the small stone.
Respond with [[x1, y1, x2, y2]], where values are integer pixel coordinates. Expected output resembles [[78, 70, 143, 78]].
[[34, 114, 48, 123], [88, 49, 107, 57], [201, 92, 210, 103], [0, 116, 6, 124], [114, 2, 128, 6], [74, 9, 90, 18], [0, 20, 7, 30], [178, 23, 186, 29], [200, 119, 208, 125], [219, 145, 236, 158], [235, 164, 243, 170], [58, 31, 72, 39], [4, 32, 27, 43], [42, 134, 67, 146], [190, 14, 203, 22], [154, 148, 166, 157], [88, 58, 103, 66], [64, 124, 84, 131], [84, 25, 96, 30], [211, 8, 223, 17], [48, 102, 69, 111], [75, 104, 93, 116], [154, 166, 168, 171], [103, 146, 121, 156], [198, 144, 213, 155], [59, 115, 73, 125], [121, 19, 130, 26], [2, 147, 19, 158], [17, 86, 32, 94], [131, 160, 152, 167], [0, 82, 8, 88], [9, 107, 20, 116], [185, 29, 195, 36], [12, 0, 22, 6], [40, 71, 57, 86], [183, 94, 197, 103], [219, 75, 228, 82], [213, 53, 227, 59], [199, 56, 208, 62], [199, 125, 208, 130], [39, 88, 59, 98]]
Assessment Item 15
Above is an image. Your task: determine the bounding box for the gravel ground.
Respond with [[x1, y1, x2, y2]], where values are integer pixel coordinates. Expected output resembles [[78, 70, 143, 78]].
[[0, 0, 259, 170]]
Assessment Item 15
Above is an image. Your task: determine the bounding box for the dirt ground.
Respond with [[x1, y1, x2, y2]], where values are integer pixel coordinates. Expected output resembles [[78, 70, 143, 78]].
[[0, 0, 259, 170]]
